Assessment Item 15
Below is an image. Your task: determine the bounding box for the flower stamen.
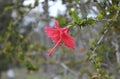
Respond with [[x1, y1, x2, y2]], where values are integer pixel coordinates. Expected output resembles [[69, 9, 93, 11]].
[[48, 39, 61, 56]]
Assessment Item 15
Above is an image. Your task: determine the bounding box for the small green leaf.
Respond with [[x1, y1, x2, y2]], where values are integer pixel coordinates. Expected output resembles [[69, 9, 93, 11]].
[[87, 18, 95, 25], [34, 0, 39, 7], [71, 11, 80, 22], [97, 13, 103, 20], [4, 6, 14, 11], [8, 20, 13, 31]]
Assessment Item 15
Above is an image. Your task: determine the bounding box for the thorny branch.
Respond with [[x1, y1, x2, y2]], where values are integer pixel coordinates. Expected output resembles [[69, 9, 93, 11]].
[[90, 1, 120, 65], [91, 29, 108, 55], [90, 28, 109, 64]]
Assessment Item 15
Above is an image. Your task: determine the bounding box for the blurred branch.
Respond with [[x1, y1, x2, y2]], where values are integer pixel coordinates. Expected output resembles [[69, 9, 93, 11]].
[[60, 63, 79, 76], [106, 51, 120, 79], [112, 40, 120, 64], [55, 61, 79, 78]]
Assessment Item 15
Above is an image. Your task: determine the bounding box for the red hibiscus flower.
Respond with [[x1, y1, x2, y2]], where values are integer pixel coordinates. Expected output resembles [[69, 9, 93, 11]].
[[45, 21, 75, 56]]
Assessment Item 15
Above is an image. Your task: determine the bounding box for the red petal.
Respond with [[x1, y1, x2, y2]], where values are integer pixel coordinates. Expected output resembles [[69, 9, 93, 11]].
[[62, 33, 75, 50], [45, 27, 60, 44], [62, 27, 69, 33], [54, 20, 60, 28], [45, 27, 57, 38]]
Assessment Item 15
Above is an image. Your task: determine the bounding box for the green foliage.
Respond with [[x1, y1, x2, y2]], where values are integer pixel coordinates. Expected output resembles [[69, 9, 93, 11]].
[[0, 0, 47, 74]]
